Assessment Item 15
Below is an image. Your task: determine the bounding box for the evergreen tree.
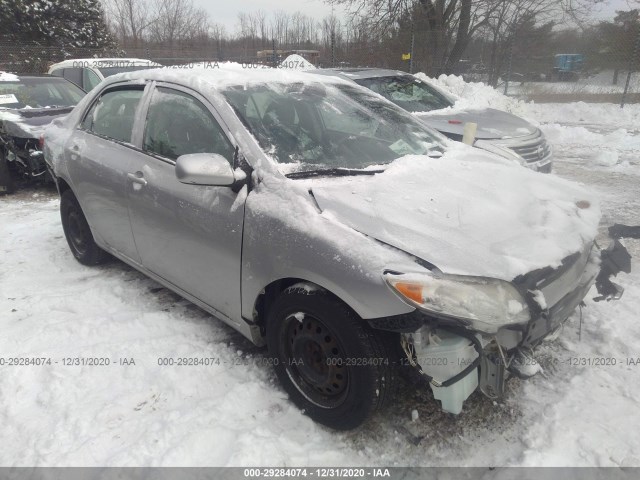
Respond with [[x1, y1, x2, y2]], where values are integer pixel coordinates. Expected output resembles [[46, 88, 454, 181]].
[[0, 0, 119, 72], [1, 0, 117, 48]]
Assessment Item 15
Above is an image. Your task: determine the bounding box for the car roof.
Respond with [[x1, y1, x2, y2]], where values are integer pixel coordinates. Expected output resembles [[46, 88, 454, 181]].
[[48, 58, 162, 69], [98, 63, 352, 92], [313, 68, 413, 81]]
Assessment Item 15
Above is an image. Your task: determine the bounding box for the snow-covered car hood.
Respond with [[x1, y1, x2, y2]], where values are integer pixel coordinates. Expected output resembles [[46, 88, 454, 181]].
[[0, 107, 73, 138], [309, 149, 599, 281], [415, 107, 537, 140]]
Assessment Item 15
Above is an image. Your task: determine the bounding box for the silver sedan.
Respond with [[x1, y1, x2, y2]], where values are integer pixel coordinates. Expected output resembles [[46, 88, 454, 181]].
[[43, 67, 624, 430]]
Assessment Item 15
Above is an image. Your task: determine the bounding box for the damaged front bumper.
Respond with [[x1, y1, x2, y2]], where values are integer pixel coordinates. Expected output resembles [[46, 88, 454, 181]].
[[375, 239, 632, 414]]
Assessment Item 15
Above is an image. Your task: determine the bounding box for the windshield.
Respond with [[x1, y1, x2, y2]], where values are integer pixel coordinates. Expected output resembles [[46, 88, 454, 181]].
[[98, 66, 159, 77], [356, 75, 453, 113], [222, 81, 444, 173], [0, 77, 86, 109]]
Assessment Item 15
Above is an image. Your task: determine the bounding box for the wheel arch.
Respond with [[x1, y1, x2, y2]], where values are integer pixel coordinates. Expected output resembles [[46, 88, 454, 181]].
[[251, 277, 351, 336], [55, 176, 72, 196]]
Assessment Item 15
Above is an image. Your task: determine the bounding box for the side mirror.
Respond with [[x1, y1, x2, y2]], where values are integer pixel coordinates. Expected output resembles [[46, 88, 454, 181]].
[[175, 153, 235, 186]]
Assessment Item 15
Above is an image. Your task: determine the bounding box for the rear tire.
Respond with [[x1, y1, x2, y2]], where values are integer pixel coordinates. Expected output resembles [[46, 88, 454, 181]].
[[266, 286, 398, 430], [0, 147, 14, 195], [60, 189, 109, 265]]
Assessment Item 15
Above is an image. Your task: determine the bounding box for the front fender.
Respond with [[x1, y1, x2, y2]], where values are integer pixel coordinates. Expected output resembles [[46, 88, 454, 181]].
[[241, 183, 419, 321]]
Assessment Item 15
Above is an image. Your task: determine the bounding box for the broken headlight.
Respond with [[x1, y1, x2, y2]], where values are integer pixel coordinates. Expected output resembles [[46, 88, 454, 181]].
[[384, 272, 530, 334]]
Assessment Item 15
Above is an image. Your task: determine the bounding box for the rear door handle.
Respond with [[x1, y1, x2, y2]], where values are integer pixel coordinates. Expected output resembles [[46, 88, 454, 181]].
[[127, 172, 147, 186]]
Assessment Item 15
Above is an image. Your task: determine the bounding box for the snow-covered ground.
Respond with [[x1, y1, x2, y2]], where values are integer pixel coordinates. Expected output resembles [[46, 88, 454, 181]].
[[1, 77, 639, 467]]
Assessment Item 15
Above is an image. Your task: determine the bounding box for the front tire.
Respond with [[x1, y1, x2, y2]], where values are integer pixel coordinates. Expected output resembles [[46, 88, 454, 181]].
[[266, 286, 398, 430], [60, 189, 109, 265]]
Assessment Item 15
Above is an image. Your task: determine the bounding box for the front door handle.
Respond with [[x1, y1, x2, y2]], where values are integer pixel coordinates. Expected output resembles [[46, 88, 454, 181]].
[[69, 143, 80, 160], [127, 172, 147, 186]]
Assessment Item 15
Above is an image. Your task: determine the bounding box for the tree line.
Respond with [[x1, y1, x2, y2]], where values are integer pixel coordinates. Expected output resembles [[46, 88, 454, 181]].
[[0, 0, 638, 82]]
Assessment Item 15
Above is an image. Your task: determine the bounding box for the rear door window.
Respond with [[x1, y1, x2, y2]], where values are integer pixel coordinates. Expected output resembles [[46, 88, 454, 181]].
[[81, 88, 144, 144]]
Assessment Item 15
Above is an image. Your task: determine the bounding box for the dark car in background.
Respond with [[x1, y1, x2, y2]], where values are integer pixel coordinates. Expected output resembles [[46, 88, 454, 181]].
[[0, 72, 86, 193], [313, 68, 553, 173]]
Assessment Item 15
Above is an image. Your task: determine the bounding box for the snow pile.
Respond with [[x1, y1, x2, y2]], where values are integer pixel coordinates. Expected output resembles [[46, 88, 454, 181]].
[[518, 279, 640, 466], [541, 125, 640, 149], [413, 73, 639, 173], [540, 124, 639, 170], [592, 150, 619, 167], [414, 72, 533, 118], [280, 54, 316, 71], [414, 73, 640, 131], [526, 101, 640, 128]]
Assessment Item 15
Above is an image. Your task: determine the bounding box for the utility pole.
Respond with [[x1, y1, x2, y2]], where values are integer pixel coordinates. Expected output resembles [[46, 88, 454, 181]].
[[621, 21, 640, 109], [409, 19, 415, 74], [272, 38, 277, 67], [504, 29, 515, 96]]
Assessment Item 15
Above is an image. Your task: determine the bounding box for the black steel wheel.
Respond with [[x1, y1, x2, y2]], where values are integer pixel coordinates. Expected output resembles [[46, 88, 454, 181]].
[[267, 285, 398, 430], [60, 189, 109, 265]]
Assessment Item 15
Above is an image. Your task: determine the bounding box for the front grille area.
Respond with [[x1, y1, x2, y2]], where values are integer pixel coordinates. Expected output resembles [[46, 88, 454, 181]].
[[507, 135, 552, 163], [515, 243, 596, 310]]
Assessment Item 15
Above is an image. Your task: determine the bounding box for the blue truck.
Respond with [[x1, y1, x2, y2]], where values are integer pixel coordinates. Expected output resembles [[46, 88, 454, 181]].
[[552, 54, 584, 81]]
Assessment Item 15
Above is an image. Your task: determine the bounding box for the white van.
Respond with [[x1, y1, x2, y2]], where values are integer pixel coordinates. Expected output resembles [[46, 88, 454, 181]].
[[47, 58, 161, 91]]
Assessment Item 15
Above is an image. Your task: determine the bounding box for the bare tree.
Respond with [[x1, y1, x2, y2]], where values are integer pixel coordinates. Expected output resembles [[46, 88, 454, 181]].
[[326, 0, 604, 74], [481, 0, 558, 84], [105, 0, 154, 47], [210, 22, 227, 58], [325, 0, 500, 74], [149, 0, 209, 47], [270, 10, 290, 46], [255, 10, 268, 47]]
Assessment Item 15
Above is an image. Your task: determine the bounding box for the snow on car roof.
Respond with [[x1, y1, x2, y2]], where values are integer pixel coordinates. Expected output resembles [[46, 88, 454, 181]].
[[0, 71, 20, 82], [113, 63, 350, 92], [48, 58, 162, 69], [315, 67, 409, 80]]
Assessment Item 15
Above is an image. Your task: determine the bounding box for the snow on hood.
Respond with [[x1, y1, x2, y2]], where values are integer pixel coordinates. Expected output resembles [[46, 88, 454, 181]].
[[280, 54, 316, 71], [415, 107, 538, 139], [310, 145, 600, 281], [1, 107, 72, 138]]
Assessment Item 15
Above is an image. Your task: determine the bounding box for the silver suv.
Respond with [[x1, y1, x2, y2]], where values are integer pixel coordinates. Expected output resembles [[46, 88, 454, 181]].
[[44, 67, 624, 430], [312, 68, 553, 173]]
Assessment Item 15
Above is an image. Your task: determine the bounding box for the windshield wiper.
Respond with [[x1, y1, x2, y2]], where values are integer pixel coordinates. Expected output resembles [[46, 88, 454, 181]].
[[285, 167, 384, 179]]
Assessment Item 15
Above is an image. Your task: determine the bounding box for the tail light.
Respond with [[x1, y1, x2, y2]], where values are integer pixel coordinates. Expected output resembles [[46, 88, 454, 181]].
[[38, 134, 45, 150]]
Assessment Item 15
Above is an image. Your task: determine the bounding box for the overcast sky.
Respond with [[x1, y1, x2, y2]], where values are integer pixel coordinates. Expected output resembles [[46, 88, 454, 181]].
[[194, 0, 348, 31], [196, 0, 637, 33]]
